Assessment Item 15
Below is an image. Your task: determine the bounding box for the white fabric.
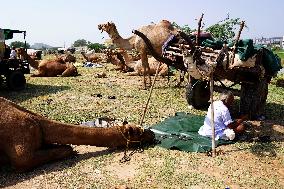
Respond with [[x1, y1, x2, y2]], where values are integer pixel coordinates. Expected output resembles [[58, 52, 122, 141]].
[[10, 50, 17, 59], [198, 100, 234, 140]]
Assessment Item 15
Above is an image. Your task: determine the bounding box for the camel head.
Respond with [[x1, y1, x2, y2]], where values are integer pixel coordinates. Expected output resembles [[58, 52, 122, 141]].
[[16, 48, 27, 56], [120, 123, 155, 146], [65, 63, 78, 76], [98, 22, 117, 35]]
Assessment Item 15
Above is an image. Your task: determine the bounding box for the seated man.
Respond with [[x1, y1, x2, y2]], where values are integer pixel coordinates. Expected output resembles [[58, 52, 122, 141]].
[[198, 91, 248, 140], [10, 46, 17, 59]]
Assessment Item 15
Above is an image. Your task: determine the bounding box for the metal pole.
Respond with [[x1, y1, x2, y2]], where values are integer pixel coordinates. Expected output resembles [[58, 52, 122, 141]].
[[210, 73, 216, 157]]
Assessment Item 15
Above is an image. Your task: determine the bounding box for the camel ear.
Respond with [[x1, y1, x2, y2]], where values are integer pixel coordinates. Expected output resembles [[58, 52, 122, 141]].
[[122, 120, 128, 126], [127, 125, 134, 136]]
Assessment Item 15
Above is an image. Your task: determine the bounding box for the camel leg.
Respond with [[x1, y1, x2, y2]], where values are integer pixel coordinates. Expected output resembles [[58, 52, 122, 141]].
[[175, 71, 185, 87], [8, 144, 74, 172], [61, 68, 74, 77], [140, 52, 150, 89], [31, 71, 45, 77]]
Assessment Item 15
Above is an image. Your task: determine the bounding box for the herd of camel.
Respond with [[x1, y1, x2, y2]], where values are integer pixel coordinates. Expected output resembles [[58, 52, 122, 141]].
[[16, 20, 177, 85], [1, 20, 181, 172]]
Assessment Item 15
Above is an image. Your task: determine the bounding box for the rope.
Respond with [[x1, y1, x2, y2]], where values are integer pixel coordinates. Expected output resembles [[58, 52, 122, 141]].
[[117, 126, 144, 163]]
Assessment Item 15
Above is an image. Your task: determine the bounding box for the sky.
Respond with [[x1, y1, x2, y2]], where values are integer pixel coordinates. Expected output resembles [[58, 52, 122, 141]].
[[1, 0, 283, 47]]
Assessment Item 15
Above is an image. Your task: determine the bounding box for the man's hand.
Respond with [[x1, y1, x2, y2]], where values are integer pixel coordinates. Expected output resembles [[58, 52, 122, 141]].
[[239, 114, 249, 121]]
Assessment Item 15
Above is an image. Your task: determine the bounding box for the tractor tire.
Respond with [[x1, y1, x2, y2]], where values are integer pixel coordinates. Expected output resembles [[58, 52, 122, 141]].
[[239, 78, 269, 119], [185, 79, 210, 110], [7, 71, 26, 91]]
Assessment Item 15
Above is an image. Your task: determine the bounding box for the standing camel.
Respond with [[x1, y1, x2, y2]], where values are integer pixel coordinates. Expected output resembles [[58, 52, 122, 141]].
[[98, 20, 178, 88]]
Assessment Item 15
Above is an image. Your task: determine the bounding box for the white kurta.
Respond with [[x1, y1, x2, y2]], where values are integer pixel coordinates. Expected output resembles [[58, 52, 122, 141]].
[[198, 100, 234, 140]]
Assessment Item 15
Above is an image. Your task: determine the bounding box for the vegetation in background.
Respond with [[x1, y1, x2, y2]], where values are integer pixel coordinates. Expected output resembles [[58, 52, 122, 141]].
[[87, 43, 106, 52], [172, 22, 193, 35], [273, 49, 284, 65], [9, 41, 30, 48], [205, 17, 241, 41], [73, 39, 88, 47], [173, 15, 242, 41]]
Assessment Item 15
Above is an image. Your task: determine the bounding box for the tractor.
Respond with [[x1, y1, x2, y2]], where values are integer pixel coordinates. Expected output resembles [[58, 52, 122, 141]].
[[0, 29, 30, 90]]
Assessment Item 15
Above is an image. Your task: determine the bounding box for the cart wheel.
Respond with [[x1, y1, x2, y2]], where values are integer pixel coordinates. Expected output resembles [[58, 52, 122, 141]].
[[185, 79, 210, 109], [7, 71, 26, 91]]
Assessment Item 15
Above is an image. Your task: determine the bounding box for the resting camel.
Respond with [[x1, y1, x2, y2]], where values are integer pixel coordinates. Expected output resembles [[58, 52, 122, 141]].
[[98, 20, 178, 88], [128, 57, 168, 76], [0, 97, 154, 171], [57, 53, 76, 63], [81, 51, 102, 63], [17, 48, 78, 77]]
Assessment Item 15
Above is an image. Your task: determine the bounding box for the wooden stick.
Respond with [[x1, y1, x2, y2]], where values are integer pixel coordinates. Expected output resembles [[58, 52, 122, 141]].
[[230, 21, 245, 67], [139, 63, 161, 126], [196, 13, 204, 46], [210, 73, 216, 157]]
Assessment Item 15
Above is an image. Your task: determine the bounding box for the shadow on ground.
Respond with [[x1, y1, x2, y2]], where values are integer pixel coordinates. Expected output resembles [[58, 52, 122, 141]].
[[0, 148, 116, 188], [236, 119, 284, 158], [0, 83, 70, 103]]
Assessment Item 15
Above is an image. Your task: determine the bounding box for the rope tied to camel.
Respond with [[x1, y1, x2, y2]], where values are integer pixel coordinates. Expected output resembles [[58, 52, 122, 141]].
[[117, 126, 144, 163]]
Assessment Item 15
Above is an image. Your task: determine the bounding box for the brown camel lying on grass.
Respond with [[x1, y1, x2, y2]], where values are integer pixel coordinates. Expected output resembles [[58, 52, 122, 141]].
[[0, 97, 155, 171], [57, 53, 76, 63], [127, 57, 169, 76], [18, 48, 78, 77], [81, 51, 103, 63]]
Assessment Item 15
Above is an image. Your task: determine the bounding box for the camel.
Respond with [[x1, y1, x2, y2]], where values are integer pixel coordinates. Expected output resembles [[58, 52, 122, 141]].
[[81, 51, 102, 63], [57, 53, 76, 63], [98, 20, 178, 88], [104, 48, 135, 72], [17, 48, 78, 77], [0, 97, 155, 171], [127, 57, 168, 76]]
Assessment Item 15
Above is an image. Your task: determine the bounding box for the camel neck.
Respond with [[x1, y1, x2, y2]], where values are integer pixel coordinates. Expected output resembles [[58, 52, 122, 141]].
[[23, 53, 39, 69], [41, 119, 127, 147], [81, 53, 89, 61], [108, 34, 135, 51]]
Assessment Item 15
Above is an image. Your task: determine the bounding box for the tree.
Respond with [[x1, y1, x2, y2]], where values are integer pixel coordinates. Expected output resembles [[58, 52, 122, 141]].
[[205, 17, 241, 41], [87, 43, 106, 52], [172, 15, 242, 41], [73, 39, 88, 47], [10, 41, 30, 48], [172, 22, 193, 35]]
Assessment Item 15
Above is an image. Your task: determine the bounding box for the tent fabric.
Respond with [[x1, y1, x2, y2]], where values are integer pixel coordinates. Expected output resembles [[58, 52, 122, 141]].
[[151, 112, 232, 153]]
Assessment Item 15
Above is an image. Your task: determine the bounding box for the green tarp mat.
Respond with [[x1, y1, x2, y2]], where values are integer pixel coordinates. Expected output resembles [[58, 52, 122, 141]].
[[151, 112, 232, 153]]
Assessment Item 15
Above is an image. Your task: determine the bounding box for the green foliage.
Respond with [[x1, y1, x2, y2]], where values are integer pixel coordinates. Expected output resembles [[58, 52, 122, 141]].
[[172, 22, 193, 35], [205, 17, 241, 41], [9, 41, 30, 48], [87, 43, 106, 52], [173, 16, 242, 41], [73, 39, 88, 47], [273, 49, 284, 66]]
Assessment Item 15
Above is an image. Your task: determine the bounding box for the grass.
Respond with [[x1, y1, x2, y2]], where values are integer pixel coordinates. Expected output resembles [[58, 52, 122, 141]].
[[273, 49, 284, 66], [0, 56, 283, 188]]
